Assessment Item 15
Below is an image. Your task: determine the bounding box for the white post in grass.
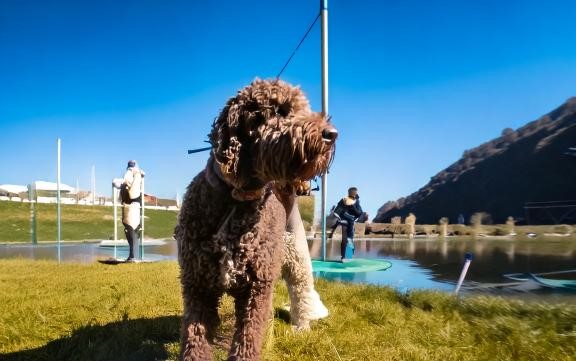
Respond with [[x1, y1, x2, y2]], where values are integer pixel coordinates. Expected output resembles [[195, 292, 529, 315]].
[[57, 138, 61, 263], [320, 0, 329, 262]]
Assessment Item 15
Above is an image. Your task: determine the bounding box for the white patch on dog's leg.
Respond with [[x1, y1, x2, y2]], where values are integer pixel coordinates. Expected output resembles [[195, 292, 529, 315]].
[[307, 289, 329, 319], [283, 204, 329, 330]]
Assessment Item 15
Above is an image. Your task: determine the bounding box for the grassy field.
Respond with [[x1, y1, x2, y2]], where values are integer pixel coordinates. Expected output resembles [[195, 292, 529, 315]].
[[0, 197, 314, 243], [1, 259, 575, 361], [0, 198, 316, 243], [297, 196, 314, 230], [4, 199, 572, 244], [0, 202, 178, 242]]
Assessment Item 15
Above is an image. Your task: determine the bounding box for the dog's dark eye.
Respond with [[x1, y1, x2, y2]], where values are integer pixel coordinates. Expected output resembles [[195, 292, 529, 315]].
[[276, 103, 291, 117], [245, 101, 259, 112], [253, 113, 266, 126]]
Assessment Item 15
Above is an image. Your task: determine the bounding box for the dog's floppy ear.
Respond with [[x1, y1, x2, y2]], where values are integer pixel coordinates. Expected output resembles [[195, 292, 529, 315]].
[[208, 80, 270, 189], [209, 100, 245, 188]]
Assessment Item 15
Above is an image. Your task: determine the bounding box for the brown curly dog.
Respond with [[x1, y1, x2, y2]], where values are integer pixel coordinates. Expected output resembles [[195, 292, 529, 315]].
[[175, 78, 337, 360]]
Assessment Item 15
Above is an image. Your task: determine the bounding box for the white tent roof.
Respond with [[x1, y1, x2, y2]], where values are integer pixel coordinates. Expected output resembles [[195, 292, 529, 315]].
[[33, 181, 76, 193], [0, 184, 28, 194]]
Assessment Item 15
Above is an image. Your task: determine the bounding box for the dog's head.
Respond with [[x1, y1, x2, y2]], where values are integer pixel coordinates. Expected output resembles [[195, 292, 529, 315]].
[[209, 79, 337, 193]]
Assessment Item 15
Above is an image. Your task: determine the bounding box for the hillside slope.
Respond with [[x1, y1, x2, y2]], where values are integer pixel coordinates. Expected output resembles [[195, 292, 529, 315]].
[[374, 98, 576, 224]]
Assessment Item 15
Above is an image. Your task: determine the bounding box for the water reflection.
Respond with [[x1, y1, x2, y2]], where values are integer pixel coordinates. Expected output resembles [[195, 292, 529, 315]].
[[0, 242, 178, 263], [309, 237, 576, 302]]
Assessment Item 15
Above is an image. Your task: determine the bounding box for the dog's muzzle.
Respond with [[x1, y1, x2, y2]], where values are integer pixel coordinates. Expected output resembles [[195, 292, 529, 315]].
[[321, 126, 338, 144]]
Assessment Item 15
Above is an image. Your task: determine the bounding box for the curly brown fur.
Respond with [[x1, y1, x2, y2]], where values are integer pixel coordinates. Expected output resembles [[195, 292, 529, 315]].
[[175, 79, 336, 361], [209, 79, 335, 191]]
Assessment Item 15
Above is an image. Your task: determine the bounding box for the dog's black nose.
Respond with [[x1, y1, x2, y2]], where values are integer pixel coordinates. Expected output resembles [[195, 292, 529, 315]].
[[322, 127, 338, 144]]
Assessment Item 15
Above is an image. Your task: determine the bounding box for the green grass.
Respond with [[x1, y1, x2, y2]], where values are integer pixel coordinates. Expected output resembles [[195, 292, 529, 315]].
[[0, 202, 178, 242], [0, 198, 316, 243], [297, 196, 314, 231], [1, 259, 575, 361]]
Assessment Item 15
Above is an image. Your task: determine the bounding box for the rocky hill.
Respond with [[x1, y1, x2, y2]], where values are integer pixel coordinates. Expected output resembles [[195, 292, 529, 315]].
[[374, 97, 576, 225]]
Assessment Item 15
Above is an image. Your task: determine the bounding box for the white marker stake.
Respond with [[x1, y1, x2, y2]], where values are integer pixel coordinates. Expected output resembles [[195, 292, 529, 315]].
[[454, 252, 473, 295]]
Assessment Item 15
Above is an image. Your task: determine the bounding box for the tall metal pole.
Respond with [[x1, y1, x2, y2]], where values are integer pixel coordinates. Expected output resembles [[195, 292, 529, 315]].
[[320, 0, 329, 261], [29, 184, 37, 244], [75, 178, 79, 204], [140, 178, 145, 260], [113, 184, 118, 259], [91, 165, 96, 205], [57, 138, 61, 263]]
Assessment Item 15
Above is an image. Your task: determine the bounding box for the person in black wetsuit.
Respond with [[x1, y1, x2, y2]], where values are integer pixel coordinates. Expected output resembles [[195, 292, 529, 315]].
[[333, 187, 363, 261]]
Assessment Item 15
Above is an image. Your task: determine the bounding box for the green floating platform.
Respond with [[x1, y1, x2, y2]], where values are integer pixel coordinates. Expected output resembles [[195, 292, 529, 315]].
[[312, 259, 392, 273]]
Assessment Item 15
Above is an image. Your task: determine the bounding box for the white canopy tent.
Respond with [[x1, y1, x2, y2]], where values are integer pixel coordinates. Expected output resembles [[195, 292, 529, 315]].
[[0, 184, 28, 196], [33, 181, 76, 193]]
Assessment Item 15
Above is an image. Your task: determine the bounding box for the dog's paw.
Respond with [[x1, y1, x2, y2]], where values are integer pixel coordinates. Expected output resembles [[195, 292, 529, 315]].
[[308, 289, 329, 320]]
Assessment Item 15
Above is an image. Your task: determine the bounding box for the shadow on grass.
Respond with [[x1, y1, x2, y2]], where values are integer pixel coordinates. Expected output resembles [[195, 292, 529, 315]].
[[4, 308, 295, 361], [274, 306, 292, 325], [2, 315, 180, 361]]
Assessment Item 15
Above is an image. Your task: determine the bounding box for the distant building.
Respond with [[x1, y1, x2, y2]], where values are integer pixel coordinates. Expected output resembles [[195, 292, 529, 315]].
[[0, 181, 179, 210], [0, 184, 28, 201]]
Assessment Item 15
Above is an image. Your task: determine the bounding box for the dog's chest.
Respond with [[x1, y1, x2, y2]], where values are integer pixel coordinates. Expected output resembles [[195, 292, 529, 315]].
[[212, 206, 284, 289], [218, 237, 254, 289]]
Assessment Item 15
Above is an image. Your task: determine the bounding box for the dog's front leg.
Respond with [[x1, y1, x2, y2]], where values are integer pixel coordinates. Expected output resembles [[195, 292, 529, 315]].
[[228, 283, 274, 361], [282, 202, 329, 329], [180, 288, 221, 361]]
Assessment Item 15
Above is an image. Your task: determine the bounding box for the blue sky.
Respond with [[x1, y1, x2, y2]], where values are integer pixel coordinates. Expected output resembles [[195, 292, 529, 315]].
[[1, 0, 576, 219]]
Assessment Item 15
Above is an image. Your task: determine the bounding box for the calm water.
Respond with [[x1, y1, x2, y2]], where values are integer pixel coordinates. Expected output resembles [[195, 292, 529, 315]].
[[0, 241, 177, 263], [1, 237, 575, 303], [311, 237, 576, 303]]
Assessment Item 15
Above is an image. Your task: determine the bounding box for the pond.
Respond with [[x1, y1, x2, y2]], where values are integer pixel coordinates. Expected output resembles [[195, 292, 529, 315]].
[[310, 237, 576, 303], [1, 236, 575, 303]]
